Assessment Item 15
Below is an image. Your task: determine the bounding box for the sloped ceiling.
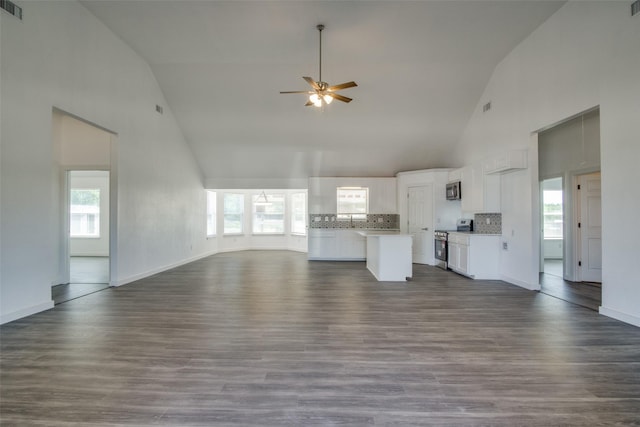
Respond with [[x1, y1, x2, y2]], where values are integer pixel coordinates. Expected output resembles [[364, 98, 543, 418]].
[[81, 0, 565, 188]]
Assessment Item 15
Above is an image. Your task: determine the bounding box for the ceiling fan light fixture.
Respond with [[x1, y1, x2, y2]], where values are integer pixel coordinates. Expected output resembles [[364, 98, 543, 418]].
[[280, 24, 356, 107]]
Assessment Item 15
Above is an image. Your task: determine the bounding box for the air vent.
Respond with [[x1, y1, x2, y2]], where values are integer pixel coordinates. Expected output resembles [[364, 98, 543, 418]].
[[482, 101, 492, 113], [1, 0, 22, 19], [632, 0, 640, 16], [155, 105, 163, 114]]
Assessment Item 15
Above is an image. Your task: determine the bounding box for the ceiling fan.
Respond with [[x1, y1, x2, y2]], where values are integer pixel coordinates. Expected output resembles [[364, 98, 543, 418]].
[[280, 24, 357, 107]]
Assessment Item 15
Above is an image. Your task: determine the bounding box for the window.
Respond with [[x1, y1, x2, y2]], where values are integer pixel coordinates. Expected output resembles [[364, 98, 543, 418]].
[[253, 193, 285, 234], [543, 189, 563, 239], [206, 190, 216, 237], [223, 193, 244, 234], [291, 192, 307, 235], [337, 187, 368, 220], [70, 189, 100, 237]]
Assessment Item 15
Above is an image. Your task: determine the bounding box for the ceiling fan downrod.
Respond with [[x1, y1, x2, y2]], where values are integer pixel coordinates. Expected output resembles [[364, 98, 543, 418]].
[[317, 24, 324, 84]]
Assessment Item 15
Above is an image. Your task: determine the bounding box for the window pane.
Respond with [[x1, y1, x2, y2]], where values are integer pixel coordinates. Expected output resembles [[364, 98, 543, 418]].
[[70, 189, 100, 237], [543, 190, 563, 239], [224, 193, 244, 234], [253, 193, 284, 234], [291, 193, 307, 235], [337, 187, 368, 220], [206, 190, 216, 236]]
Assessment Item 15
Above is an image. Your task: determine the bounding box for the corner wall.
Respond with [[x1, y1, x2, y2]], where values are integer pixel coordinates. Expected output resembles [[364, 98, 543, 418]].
[[0, 1, 216, 323], [454, 2, 640, 325]]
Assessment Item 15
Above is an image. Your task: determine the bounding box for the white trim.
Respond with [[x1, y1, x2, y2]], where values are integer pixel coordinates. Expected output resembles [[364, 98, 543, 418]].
[[501, 275, 541, 291], [1, 301, 55, 325], [599, 306, 640, 328], [113, 250, 218, 287]]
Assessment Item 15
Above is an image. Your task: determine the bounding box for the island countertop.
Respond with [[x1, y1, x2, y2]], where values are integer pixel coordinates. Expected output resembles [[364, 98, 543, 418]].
[[355, 230, 407, 237]]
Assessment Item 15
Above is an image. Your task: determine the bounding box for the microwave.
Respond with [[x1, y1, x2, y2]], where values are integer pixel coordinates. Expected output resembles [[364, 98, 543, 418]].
[[446, 181, 461, 200]]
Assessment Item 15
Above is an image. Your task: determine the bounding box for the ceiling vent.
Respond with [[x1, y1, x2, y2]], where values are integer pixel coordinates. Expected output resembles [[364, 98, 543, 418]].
[[632, 0, 640, 16], [482, 101, 492, 113], [155, 105, 163, 114], [1, 0, 22, 19]]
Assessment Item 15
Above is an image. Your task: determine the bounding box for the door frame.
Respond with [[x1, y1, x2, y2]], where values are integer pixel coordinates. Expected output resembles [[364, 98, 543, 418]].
[[64, 169, 113, 285], [539, 175, 564, 275], [573, 171, 602, 283], [407, 184, 434, 265]]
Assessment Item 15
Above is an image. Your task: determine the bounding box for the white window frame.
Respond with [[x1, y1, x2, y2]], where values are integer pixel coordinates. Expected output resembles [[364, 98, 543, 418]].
[[337, 187, 369, 221], [252, 193, 285, 235], [223, 193, 244, 235], [206, 190, 217, 237], [290, 192, 307, 235], [70, 188, 101, 238]]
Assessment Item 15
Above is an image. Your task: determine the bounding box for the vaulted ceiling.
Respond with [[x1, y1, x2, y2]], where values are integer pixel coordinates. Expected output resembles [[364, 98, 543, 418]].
[[81, 1, 565, 187]]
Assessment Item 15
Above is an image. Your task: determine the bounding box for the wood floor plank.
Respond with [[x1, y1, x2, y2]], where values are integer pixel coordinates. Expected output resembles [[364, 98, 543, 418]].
[[1, 250, 639, 426]]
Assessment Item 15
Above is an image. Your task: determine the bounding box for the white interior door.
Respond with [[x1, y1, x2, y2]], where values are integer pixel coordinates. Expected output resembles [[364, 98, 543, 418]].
[[578, 172, 602, 283], [408, 185, 433, 264]]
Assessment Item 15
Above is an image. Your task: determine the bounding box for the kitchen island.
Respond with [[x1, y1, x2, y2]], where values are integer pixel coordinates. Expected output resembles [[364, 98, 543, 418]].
[[357, 231, 413, 281]]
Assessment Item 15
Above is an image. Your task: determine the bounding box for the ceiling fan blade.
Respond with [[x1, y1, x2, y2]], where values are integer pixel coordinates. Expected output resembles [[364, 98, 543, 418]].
[[303, 76, 321, 90], [328, 81, 358, 91], [328, 93, 352, 103], [280, 91, 313, 94], [304, 100, 315, 107]]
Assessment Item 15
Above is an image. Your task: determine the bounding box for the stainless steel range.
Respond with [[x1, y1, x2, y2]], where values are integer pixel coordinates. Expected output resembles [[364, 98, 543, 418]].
[[434, 230, 449, 269], [434, 219, 474, 270]]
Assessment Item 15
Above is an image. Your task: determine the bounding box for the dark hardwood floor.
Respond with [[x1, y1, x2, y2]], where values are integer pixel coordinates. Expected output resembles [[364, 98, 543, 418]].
[[539, 272, 602, 311], [2, 251, 639, 426]]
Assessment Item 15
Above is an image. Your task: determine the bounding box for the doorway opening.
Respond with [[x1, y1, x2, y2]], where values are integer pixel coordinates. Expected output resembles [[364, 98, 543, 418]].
[[53, 171, 111, 304], [52, 109, 116, 305], [541, 177, 564, 277], [537, 108, 602, 311]]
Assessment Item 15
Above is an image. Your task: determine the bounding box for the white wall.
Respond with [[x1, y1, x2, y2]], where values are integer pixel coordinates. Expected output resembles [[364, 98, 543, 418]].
[[69, 171, 110, 257], [308, 177, 397, 214], [453, 2, 640, 325], [0, 1, 217, 324]]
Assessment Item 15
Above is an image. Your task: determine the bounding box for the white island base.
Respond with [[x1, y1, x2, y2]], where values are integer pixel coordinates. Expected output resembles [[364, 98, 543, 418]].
[[358, 231, 413, 281]]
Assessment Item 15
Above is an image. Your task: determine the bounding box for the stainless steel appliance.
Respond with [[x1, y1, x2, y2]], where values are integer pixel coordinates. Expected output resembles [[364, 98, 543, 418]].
[[434, 219, 474, 270], [434, 230, 449, 269], [446, 181, 461, 200]]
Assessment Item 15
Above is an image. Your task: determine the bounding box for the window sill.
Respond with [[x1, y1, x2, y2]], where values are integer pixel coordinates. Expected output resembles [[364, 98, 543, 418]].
[[252, 233, 286, 236]]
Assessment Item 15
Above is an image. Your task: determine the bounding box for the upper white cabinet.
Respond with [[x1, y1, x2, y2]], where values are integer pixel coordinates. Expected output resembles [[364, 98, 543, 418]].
[[448, 168, 463, 183], [459, 162, 501, 214], [308, 177, 397, 214], [483, 149, 528, 175]]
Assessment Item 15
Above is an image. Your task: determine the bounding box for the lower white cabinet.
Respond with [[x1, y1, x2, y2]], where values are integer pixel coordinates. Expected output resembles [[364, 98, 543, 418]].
[[308, 229, 366, 260], [448, 232, 500, 279]]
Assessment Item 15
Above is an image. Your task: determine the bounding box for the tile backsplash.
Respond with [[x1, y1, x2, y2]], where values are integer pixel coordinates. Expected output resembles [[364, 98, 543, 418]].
[[309, 214, 400, 230], [474, 213, 502, 234]]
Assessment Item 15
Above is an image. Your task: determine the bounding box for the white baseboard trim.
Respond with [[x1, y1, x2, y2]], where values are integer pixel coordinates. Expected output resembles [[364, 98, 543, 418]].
[[1, 300, 55, 325], [500, 275, 541, 291], [114, 250, 219, 287], [599, 306, 640, 328]]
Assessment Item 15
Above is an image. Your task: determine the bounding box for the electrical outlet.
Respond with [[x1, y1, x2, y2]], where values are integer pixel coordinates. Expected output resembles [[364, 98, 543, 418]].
[[503, 242, 508, 250]]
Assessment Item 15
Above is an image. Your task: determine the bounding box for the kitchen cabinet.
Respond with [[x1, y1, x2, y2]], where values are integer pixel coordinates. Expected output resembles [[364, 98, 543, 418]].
[[459, 163, 500, 214], [308, 230, 337, 259], [308, 229, 366, 260], [483, 149, 528, 174], [448, 232, 500, 279], [337, 230, 366, 260]]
